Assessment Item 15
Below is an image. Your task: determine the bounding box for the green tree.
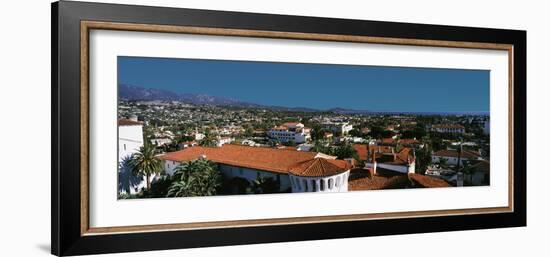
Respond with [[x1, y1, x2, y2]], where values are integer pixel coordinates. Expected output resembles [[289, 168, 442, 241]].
[[199, 130, 218, 147], [369, 126, 384, 139], [415, 148, 432, 174], [332, 143, 358, 160], [129, 143, 163, 190], [438, 157, 449, 169], [311, 140, 332, 155], [167, 158, 221, 197], [310, 125, 325, 141], [348, 129, 363, 138], [251, 176, 280, 194]]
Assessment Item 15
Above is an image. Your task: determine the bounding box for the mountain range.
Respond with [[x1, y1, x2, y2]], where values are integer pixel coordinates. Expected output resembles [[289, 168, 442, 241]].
[[119, 84, 262, 108], [119, 84, 340, 112]]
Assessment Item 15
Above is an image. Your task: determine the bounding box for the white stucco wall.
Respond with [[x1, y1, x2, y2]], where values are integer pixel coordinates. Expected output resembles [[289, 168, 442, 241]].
[[118, 125, 144, 162], [219, 164, 290, 191], [432, 156, 478, 167], [267, 129, 309, 143], [162, 160, 291, 192], [289, 170, 350, 193], [118, 124, 147, 195]]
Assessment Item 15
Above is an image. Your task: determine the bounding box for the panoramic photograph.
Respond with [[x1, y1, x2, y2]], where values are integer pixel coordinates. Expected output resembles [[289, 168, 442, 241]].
[[117, 56, 491, 199]]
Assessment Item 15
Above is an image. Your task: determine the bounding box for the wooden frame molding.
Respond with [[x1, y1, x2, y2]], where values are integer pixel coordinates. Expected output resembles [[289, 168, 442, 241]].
[[79, 20, 514, 236]]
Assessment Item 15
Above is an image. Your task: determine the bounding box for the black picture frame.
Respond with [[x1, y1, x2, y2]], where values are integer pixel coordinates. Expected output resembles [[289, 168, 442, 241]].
[[51, 1, 526, 256]]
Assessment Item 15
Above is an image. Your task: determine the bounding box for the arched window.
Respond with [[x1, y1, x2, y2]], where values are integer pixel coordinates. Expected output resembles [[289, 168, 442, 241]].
[[303, 179, 308, 191], [320, 179, 325, 191], [328, 178, 334, 189], [311, 180, 316, 191], [296, 177, 301, 190]]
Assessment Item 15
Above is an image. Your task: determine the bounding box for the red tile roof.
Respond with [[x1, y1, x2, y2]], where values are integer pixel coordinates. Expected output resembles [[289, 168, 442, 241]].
[[282, 122, 301, 127], [159, 144, 319, 174], [289, 158, 351, 177], [408, 173, 451, 188], [381, 138, 396, 144], [348, 169, 409, 190], [353, 144, 368, 161], [395, 148, 414, 164], [432, 124, 465, 129], [118, 119, 143, 126], [368, 145, 394, 154], [433, 149, 481, 159], [399, 138, 420, 145], [470, 160, 490, 173], [348, 169, 451, 190]]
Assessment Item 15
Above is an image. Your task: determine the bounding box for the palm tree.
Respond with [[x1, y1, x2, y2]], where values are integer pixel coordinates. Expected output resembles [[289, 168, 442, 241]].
[[167, 158, 221, 197], [199, 130, 218, 147], [129, 143, 163, 190]]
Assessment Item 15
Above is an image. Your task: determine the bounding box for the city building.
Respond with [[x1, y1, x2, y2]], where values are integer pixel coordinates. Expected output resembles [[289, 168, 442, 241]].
[[321, 121, 353, 135], [118, 118, 144, 161], [365, 146, 416, 174], [216, 136, 234, 147], [431, 149, 483, 167], [158, 144, 350, 193], [465, 160, 490, 186], [348, 168, 450, 191], [267, 122, 311, 143], [289, 158, 351, 193], [150, 137, 172, 146], [431, 124, 466, 134]]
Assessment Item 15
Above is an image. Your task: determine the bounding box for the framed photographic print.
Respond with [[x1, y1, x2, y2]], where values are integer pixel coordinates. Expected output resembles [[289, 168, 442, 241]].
[[51, 1, 526, 256]]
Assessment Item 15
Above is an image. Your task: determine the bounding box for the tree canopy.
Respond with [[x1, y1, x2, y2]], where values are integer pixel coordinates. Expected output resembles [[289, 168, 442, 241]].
[[167, 158, 221, 197]]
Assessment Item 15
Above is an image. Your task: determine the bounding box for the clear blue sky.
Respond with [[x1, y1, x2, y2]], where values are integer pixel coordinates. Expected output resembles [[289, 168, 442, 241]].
[[118, 56, 489, 113]]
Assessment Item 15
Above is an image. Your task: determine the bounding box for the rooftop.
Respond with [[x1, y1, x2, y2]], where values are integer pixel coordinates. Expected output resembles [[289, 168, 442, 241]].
[[348, 168, 451, 190], [118, 119, 143, 126], [282, 122, 302, 127], [433, 149, 481, 159], [353, 144, 368, 161], [432, 124, 465, 129], [159, 144, 333, 175], [289, 158, 351, 177]]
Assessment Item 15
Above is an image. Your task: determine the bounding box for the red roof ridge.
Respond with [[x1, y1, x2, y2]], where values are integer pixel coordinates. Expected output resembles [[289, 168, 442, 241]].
[[159, 144, 320, 174]]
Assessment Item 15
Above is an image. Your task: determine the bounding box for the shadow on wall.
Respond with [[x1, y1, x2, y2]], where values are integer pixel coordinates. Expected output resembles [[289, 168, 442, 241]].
[[118, 156, 144, 194]]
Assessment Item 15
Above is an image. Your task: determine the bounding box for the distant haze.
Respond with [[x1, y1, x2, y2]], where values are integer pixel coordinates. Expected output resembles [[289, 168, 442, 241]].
[[118, 56, 490, 113]]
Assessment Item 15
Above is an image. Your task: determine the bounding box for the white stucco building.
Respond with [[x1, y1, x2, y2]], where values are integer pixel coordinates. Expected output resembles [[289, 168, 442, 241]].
[[288, 158, 351, 193], [321, 121, 353, 135], [158, 144, 350, 193], [431, 124, 466, 134], [118, 118, 144, 163], [118, 118, 148, 195], [267, 122, 311, 143], [216, 136, 234, 147], [365, 147, 416, 174], [431, 149, 483, 167]]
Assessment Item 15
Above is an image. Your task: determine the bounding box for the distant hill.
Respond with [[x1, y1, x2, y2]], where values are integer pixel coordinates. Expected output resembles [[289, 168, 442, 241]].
[[119, 84, 261, 108], [119, 84, 376, 114]]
